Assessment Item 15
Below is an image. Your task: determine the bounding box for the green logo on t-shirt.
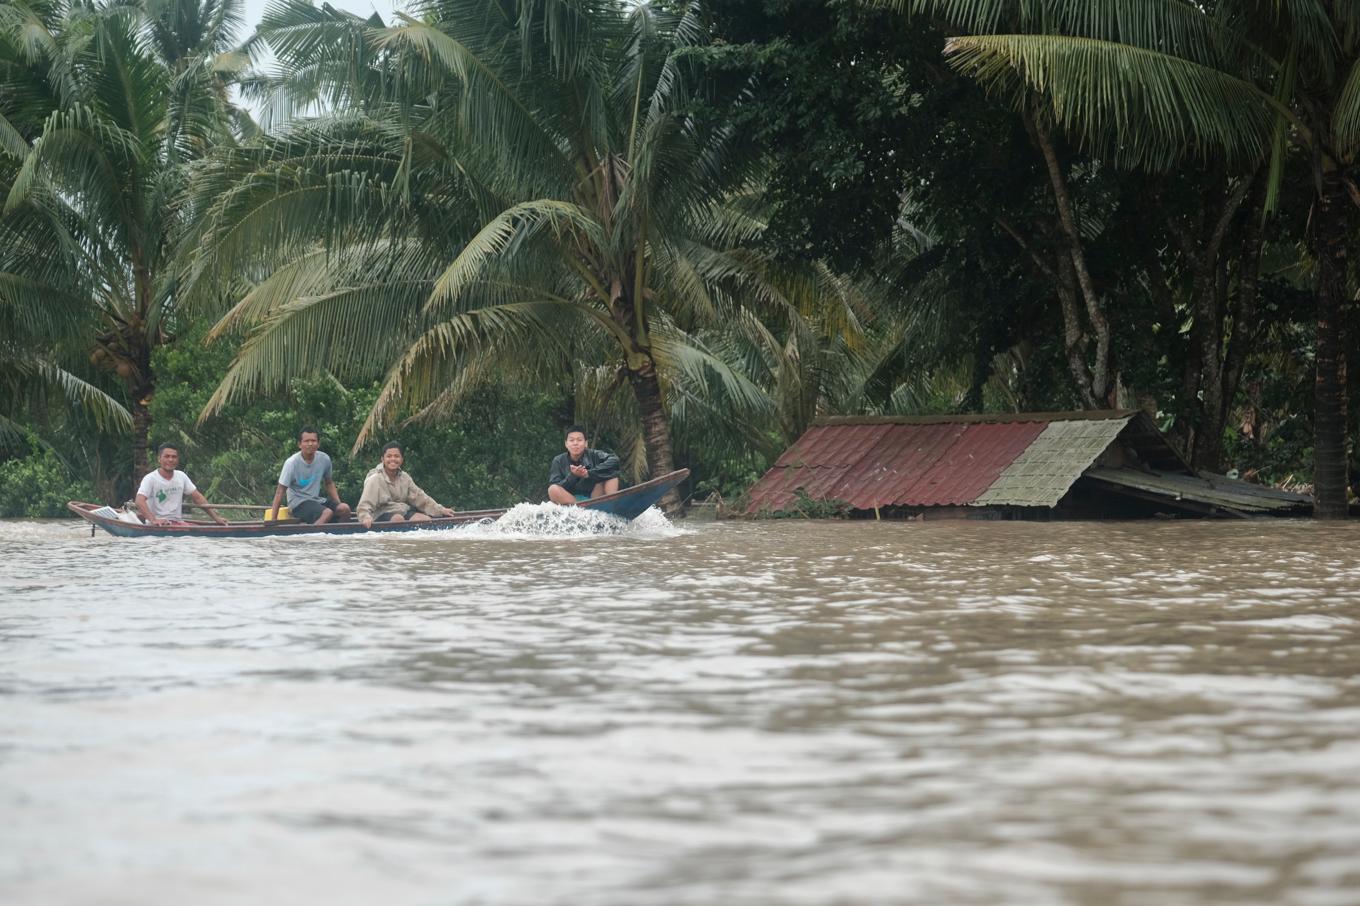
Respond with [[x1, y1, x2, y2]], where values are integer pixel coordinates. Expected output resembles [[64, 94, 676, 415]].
[[156, 489, 168, 503]]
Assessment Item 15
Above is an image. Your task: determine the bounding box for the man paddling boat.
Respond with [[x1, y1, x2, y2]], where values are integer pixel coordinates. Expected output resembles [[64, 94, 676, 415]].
[[135, 443, 227, 526], [548, 426, 620, 504], [357, 442, 456, 529]]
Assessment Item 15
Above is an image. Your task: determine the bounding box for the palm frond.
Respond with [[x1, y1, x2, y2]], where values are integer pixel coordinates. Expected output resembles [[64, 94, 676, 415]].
[[1332, 53, 1360, 154], [650, 324, 773, 421], [945, 33, 1285, 168], [201, 276, 430, 418], [356, 298, 595, 448], [0, 110, 29, 158], [378, 15, 576, 191], [4, 103, 143, 217], [909, 0, 1275, 70], [31, 359, 133, 432], [426, 199, 606, 314]]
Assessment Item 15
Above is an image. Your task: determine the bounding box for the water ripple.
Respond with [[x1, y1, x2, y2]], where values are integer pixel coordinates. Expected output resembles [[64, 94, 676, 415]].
[[1, 518, 1358, 905]]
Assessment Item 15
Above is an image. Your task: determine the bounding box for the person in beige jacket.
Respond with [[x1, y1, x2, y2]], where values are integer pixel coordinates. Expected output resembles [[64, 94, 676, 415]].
[[357, 442, 456, 528]]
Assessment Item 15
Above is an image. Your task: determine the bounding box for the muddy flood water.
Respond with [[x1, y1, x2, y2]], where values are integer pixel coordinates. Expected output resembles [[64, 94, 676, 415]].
[[2, 510, 1358, 905]]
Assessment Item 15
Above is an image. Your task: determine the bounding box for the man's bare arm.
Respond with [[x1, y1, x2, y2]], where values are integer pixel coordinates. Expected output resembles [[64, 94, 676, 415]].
[[190, 490, 228, 525], [135, 493, 158, 524]]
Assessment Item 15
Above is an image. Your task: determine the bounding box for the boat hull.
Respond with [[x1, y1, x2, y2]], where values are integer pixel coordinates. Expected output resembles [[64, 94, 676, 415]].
[[68, 470, 688, 539]]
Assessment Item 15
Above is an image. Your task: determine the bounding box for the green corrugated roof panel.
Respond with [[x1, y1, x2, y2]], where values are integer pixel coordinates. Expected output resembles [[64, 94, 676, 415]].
[[1084, 467, 1311, 513], [974, 416, 1133, 507]]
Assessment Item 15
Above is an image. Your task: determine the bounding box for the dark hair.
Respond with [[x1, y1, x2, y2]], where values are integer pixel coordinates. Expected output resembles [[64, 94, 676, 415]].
[[156, 442, 180, 455], [299, 426, 319, 440], [565, 424, 588, 440], [382, 441, 403, 454]]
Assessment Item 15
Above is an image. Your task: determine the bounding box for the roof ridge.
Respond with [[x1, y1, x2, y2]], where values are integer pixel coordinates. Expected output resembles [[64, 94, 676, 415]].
[[813, 410, 1136, 427]]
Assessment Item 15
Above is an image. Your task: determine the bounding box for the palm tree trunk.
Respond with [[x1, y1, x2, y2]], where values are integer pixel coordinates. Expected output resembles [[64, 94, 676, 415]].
[[131, 396, 152, 481], [1191, 270, 1233, 472], [128, 264, 156, 483], [610, 273, 682, 514], [626, 356, 682, 514], [1055, 257, 1099, 408], [1309, 174, 1351, 519], [1173, 174, 1253, 471], [94, 453, 119, 507], [1218, 180, 1267, 468], [989, 210, 1098, 407], [1030, 116, 1110, 402]]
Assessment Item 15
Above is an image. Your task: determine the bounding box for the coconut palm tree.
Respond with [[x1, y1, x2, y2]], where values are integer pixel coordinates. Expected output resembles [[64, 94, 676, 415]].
[[0, 0, 248, 480], [188, 0, 867, 509], [0, 142, 132, 449], [896, 0, 1356, 516]]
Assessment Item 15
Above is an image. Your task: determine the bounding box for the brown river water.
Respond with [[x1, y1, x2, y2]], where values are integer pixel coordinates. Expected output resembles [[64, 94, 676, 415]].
[[1, 509, 1358, 906]]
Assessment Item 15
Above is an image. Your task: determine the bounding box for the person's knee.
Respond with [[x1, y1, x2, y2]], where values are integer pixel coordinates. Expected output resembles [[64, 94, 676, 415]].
[[389, 513, 406, 523], [548, 485, 573, 503], [334, 502, 351, 516], [410, 512, 431, 523]]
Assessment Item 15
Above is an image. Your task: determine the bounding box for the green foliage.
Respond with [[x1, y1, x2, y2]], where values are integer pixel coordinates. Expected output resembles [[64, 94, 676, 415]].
[[700, 0, 930, 270], [909, 0, 1357, 511], [0, 0, 252, 481], [147, 326, 566, 508], [184, 0, 889, 511], [0, 434, 95, 517], [1220, 320, 1317, 488], [691, 462, 769, 504], [0, 0, 1341, 519]]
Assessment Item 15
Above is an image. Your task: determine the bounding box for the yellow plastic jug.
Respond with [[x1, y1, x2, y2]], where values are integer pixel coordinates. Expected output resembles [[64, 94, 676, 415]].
[[263, 505, 289, 521]]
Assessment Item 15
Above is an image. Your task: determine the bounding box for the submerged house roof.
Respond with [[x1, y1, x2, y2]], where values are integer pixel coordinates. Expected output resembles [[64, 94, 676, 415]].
[[745, 410, 1310, 518]]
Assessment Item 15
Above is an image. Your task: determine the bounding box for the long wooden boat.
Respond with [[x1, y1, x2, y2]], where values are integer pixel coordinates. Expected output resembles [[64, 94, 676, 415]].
[[68, 469, 689, 539]]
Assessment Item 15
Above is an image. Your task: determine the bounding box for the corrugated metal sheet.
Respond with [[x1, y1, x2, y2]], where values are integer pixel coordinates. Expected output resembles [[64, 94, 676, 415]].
[[974, 417, 1133, 507], [835, 421, 1047, 508], [773, 424, 892, 468], [744, 409, 1295, 517], [744, 461, 858, 513], [841, 422, 966, 507], [746, 417, 1055, 512], [816, 410, 1138, 426], [747, 424, 895, 512], [917, 422, 1050, 505], [1084, 467, 1312, 513]]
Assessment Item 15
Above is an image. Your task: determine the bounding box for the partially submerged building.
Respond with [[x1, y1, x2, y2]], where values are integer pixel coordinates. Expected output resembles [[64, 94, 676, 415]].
[[745, 410, 1311, 519]]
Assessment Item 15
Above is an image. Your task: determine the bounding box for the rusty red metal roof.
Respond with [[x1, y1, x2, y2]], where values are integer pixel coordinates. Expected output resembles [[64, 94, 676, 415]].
[[773, 424, 893, 468], [745, 413, 1117, 512]]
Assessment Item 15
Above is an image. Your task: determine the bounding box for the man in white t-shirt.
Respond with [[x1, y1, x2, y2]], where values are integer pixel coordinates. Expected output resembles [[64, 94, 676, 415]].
[[135, 443, 228, 526]]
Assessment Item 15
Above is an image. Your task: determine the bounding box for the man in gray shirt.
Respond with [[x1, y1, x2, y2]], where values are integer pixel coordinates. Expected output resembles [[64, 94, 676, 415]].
[[267, 427, 352, 524]]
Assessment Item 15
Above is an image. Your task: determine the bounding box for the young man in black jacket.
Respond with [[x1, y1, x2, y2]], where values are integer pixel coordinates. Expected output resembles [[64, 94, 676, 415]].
[[548, 425, 620, 503]]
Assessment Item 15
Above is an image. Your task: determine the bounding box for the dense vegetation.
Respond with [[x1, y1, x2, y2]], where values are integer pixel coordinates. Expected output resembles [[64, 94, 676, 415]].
[[1, 0, 1355, 518]]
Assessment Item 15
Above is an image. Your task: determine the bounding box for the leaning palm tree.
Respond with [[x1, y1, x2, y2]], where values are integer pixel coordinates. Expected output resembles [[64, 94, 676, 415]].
[[188, 0, 857, 507], [895, 0, 1356, 517], [0, 0, 248, 479]]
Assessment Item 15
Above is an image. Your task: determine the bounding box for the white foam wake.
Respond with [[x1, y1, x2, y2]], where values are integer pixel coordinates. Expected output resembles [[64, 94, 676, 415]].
[[277, 502, 686, 543], [454, 502, 682, 540]]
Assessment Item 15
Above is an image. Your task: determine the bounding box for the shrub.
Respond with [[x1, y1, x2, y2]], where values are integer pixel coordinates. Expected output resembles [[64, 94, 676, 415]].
[[0, 438, 97, 517]]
